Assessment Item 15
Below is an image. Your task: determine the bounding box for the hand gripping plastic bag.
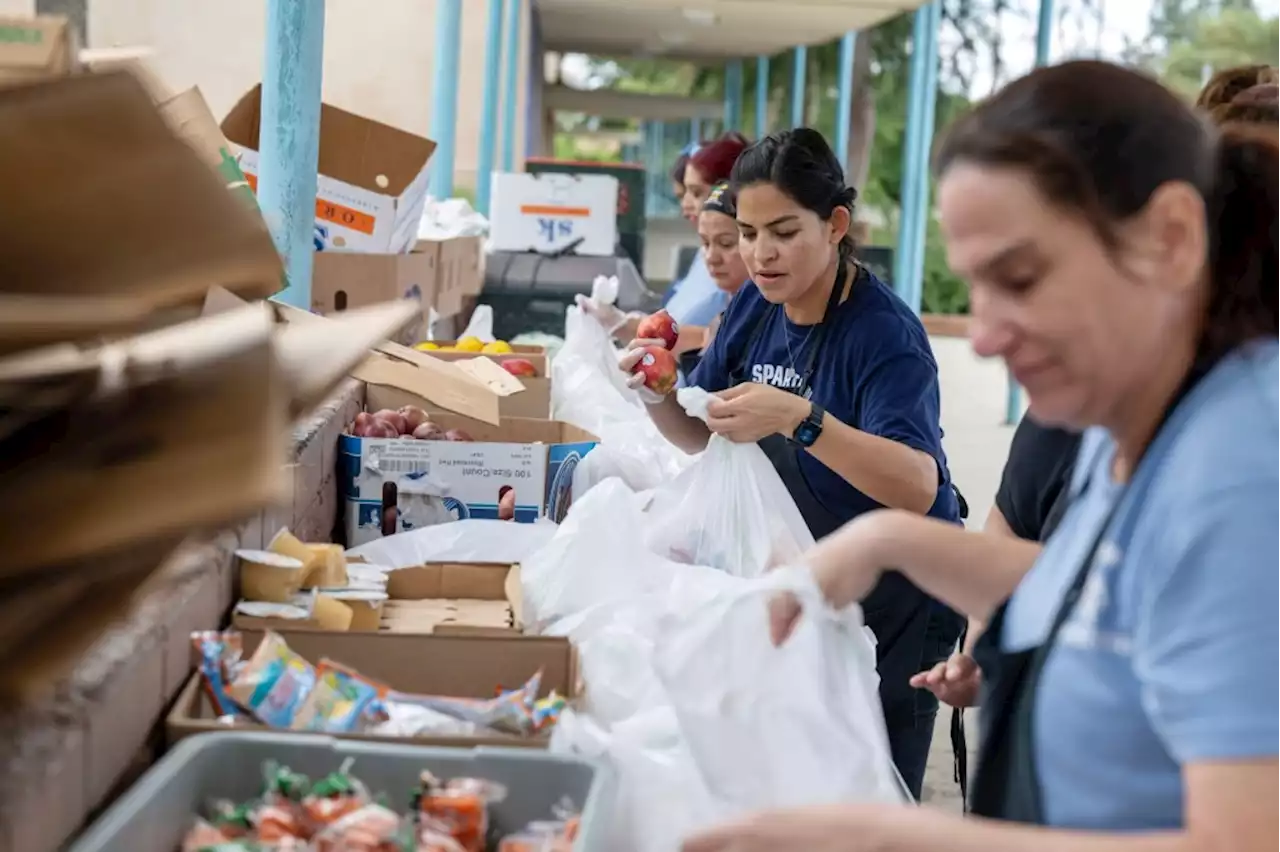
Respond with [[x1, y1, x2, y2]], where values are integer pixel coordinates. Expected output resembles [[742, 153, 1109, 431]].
[[643, 388, 814, 578], [654, 565, 904, 815]]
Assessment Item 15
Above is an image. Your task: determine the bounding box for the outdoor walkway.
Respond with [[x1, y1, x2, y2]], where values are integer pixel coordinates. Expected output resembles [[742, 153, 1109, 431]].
[[921, 335, 1019, 809]]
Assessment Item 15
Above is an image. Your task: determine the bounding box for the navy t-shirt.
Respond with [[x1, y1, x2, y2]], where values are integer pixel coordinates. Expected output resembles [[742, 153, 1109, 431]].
[[690, 270, 960, 525]]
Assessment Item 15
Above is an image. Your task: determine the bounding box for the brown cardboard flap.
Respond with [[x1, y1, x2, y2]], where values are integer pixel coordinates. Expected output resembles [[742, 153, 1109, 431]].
[[452, 357, 527, 397], [158, 86, 234, 169], [221, 85, 436, 196], [0, 15, 74, 80], [355, 347, 501, 426], [386, 562, 513, 600], [80, 45, 169, 101], [0, 306, 289, 575], [421, 413, 595, 445], [0, 72, 282, 311]]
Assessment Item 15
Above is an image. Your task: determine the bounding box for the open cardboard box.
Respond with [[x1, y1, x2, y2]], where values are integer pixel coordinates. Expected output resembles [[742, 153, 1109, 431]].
[[383, 562, 524, 635], [339, 414, 596, 546], [0, 72, 284, 356], [419, 343, 550, 420], [168, 628, 579, 749], [222, 84, 435, 255]]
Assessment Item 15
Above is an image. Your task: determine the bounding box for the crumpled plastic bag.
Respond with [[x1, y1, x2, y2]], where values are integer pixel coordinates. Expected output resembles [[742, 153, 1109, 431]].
[[346, 518, 558, 567], [458, 305, 496, 343], [654, 565, 903, 815], [418, 196, 489, 239], [551, 305, 690, 494], [643, 387, 814, 577]]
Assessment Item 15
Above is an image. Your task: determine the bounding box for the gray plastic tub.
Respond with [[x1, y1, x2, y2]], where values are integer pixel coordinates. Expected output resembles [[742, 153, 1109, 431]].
[[69, 731, 611, 852]]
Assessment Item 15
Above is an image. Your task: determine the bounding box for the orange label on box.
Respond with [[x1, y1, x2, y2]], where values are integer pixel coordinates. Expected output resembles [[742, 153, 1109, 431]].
[[519, 205, 591, 217], [244, 172, 377, 235]]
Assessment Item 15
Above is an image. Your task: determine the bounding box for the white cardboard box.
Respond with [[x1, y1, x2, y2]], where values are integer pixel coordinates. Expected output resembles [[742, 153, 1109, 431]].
[[222, 85, 436, 254], [489, 172, 618, 257]]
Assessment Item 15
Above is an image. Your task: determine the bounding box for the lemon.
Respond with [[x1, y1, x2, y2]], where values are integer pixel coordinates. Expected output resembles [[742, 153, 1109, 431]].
[[481, 340, 513, 354], [414, 341, 440, 351], [455, 336, 485, 353]]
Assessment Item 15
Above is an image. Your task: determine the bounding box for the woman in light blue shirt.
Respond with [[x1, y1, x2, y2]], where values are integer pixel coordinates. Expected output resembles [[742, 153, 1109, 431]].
[[684, 61, 1277, 852]]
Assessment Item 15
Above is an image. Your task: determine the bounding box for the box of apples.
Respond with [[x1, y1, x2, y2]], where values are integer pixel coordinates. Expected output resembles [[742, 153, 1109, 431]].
[[414, 337, 550, 419], [339, 404, 596, 547]]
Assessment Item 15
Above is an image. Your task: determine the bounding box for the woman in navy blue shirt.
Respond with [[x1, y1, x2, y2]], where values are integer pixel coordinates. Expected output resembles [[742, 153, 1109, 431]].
[[622, 128, 963, 798]]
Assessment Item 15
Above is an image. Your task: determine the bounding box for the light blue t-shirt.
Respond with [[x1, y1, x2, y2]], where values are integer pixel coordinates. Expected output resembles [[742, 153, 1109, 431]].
[[680, 286, 732, 329], [1002, 340, 1279, 830], [662, 249, 721, 324]]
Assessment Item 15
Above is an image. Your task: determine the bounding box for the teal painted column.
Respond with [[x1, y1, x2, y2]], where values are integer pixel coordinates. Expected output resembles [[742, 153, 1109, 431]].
[[789, 45, 807, 128], [1005, 0, 1056, 423], [723, 59, 743, 131], [833, 32, 856, 173], [690, 117, 703, 144], [500, 0, 523, 171], [893, 3, 939, 311], [905, 2, 941, 315], [474, 0, 505, 214], [429, 0, 463, 199], [755, 55, 769, 139], [258, 0, 325, 310]]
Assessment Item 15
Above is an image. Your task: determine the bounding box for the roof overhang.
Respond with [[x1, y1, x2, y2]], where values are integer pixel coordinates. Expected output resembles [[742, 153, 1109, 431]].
[[536, 0, 923, 61]]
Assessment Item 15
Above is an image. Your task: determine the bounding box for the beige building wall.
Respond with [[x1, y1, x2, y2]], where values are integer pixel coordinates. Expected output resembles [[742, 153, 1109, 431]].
[[84, 0, 533, 194]]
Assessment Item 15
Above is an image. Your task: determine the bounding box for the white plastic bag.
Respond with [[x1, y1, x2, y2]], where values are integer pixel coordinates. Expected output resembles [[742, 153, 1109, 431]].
[[643, 388, 813, 577], [345, 518, 558, 567], [417, 196, 489, 239], [458, 305, 496, 343], [654, 565, 903, 815]]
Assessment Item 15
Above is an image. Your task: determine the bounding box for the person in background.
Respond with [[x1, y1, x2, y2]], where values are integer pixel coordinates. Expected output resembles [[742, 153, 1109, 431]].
[[580, 134, 750, 347], [623, 128, 963, 799], [916, 60, 1280, 715], [685, 59, 1277, 851], [668, 181, 751, 376]]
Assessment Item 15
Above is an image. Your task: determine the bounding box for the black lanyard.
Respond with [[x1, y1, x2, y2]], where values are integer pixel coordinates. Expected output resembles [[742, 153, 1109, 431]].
[[732, 261, 853, 396]]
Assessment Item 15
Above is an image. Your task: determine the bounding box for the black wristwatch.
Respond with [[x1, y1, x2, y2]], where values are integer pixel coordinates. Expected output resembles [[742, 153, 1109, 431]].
[[792, 402, 826, 447]]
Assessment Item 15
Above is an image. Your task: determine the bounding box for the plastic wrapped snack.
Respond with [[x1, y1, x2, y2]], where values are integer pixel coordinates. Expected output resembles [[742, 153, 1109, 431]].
[[384, 671, 545, 737], [225, 631, 317, 728], [291, 661, 388, 734], [301, 758, 373, 829], [414, 773, 508, 852], [312, 802, 405, 852], [191, 630, 246, 718]]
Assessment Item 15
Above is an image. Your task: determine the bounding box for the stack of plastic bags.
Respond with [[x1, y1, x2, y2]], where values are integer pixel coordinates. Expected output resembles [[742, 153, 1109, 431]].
[[522, 389, 905, 852]]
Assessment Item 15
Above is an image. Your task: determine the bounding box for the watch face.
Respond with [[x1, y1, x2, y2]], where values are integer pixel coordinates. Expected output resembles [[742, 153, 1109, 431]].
[[796, 423, 820, 446]]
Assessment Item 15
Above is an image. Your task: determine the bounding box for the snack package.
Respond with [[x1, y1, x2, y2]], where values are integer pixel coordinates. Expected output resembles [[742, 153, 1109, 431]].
[[302, 757, 373, 828], [192, 630, 246, 717], [225, 631, 317, 727], [385, 670, 545, 737], [180, 818, 235, 852], [498, 813, 580, 852], [363, 701, 480, 738], [312, 803, 405, 852], [291, 661, 388, 733], [414, 773, 508, 852]]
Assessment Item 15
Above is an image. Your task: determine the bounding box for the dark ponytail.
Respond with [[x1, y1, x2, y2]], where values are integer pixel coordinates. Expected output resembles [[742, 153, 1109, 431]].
[[730, 127, 860, 260], [1202, 125, 1278, 361]]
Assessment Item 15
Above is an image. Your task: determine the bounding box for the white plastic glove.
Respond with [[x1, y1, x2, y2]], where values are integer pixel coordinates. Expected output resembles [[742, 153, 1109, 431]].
[[574, 293, 644, 340], [619, 341, 671, 405]]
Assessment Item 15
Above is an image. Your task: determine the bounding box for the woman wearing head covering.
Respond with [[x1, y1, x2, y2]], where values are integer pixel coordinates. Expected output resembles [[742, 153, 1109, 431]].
[[684, 59, 1277, 852], [579, 134, 750, 344]]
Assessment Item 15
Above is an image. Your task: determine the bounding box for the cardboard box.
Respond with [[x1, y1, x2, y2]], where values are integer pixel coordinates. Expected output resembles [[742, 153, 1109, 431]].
[[158, 86, 260, 215], [490, 172, 619, 257], [420, 344, 551, 419], [383, 562, 522, 634], [426, 235, 484, 318], [222, 84, 436, 254], [79, 45, 169, 101], [168, 629, 579, 749], [311, 244, 440, 329], [0, 72, 285, 355], [339, 415, 596, 546], [0, 14, 78, 88]]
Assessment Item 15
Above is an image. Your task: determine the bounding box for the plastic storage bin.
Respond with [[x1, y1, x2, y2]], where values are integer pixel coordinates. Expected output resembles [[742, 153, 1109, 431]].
[[69, 731, 610, 852]]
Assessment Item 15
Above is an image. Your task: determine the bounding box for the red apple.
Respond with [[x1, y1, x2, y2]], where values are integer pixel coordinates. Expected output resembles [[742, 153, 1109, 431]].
[[500, 358, 538, 378], [498, 486, 516, 521], [637, 309, 679, 351], [444, 428, 474, 442], [412, 421, 447, 441], [364, 420, 400, 439], [351, 412, 374, 437], [398, 405, 430, 433], [372, 408, 409, 435], [631, 345, 679, 396]]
